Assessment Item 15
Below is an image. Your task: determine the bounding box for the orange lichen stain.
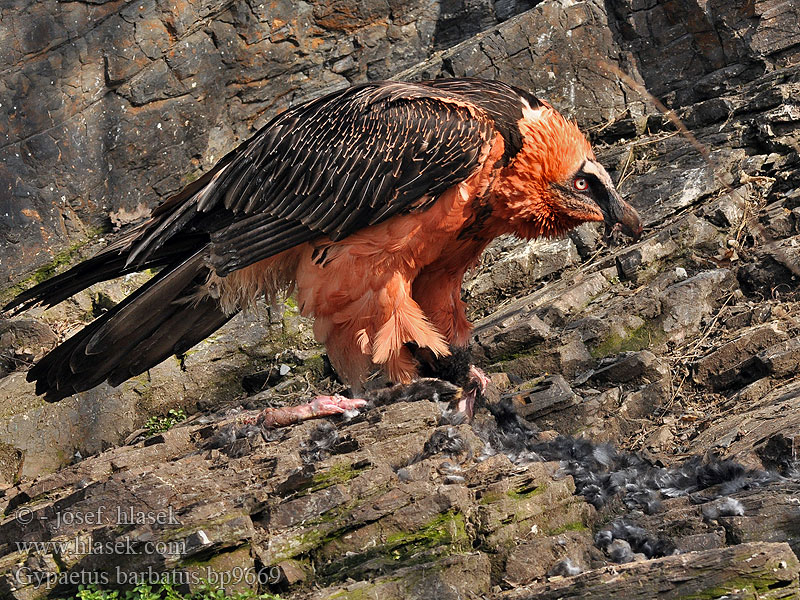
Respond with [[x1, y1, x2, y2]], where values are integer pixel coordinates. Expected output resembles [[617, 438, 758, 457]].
[[316, 5, 362, 32], [272, 18, 286, 28], [310, 37, 325, 49], [22, 209, 42, 222]]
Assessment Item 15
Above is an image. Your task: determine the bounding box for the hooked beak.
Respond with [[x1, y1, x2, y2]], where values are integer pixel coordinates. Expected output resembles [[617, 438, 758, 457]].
[[603, 185, 643, 241], [581, 160, 643, 241]]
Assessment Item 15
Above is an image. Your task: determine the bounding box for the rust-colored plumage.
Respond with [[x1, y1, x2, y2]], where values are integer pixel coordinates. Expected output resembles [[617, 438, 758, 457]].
[[4, 78, 642, 401]]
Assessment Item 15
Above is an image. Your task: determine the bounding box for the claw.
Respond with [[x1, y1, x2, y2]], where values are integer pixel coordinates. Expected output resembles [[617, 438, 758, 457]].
[[457, 366, 491, 421], [468, 365, 491, 393]]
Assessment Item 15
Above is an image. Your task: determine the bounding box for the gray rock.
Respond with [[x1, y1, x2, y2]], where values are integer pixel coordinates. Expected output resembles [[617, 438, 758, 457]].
[[400, 0, 638, 127], [658, 270, 738, 343], [691, 322, 789, 389], [568, 223, 602, 261], [0, 307, 311, 479], [503, 375, 579, 420], [750, 338, 800, 378], [590, 351, 669, 385], [760, 200, 797, 239], [473, 314, 552, 362], [618, 377, 671, 422], [512, 541, 799, 599], [701, 187, 748, 228], [505, 532, 592, 586], [0, 320, 57, 378], [464, 237, 579, 316]]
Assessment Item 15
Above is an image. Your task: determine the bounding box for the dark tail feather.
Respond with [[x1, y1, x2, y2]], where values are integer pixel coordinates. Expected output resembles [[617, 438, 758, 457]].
[[28, 250, 234, 402], [2, 231, 206, 315]]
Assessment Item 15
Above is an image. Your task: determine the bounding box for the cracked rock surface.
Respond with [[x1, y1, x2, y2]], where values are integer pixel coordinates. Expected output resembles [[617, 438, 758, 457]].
[[2, 0, 800, 598]]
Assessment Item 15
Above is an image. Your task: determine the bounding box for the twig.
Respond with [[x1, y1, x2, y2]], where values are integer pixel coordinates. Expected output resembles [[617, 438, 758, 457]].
[[597, 61, 734, 194]]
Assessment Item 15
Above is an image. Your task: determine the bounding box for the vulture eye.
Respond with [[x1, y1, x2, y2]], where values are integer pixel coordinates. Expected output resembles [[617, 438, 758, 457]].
[[573, 177, 588, 191]]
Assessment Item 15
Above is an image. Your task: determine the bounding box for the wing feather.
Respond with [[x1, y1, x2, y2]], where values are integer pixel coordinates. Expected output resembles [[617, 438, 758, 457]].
[[126, 80, 499, 275]]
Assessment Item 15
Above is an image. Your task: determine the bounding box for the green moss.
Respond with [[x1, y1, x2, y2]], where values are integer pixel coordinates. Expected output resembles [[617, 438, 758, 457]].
[[32, 243, 87, 284], [143, 408, 187, 436], [317, 511, 469, 583], [1, 228, 104, 305], [507, 482, 544, 501], [478, 491, 503, 505], [490, 346, 542, 369], [300, 354, 327, 379], [545, 521, 588, 535], [274, 461, 370, 504], [328, 587, 373, 600], [57, 581, 284, 600], [306, 461, 368, 494], [0, 441, 22, 485], [271, 481, 396, 562], [515, 376, 546, 391], [488, 350, 545, 382], [267, 528, 327, 564], [92, 291, 117, 315], [681, 574, 787, 599], [383, 510, 468, 557], [589, 321, 663, 359], [309, 505, 349, 526]]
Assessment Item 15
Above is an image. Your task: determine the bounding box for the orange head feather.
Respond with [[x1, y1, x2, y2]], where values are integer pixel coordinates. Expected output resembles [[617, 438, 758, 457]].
[[519, 105, 594, 182], [489, 103, 640, 241]]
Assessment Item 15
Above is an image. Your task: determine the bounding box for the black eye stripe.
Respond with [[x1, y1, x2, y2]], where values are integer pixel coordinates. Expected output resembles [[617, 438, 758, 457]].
[[575, 172, 602, 187], [574, 173, 605, 195], [556, 172, 604, 196]]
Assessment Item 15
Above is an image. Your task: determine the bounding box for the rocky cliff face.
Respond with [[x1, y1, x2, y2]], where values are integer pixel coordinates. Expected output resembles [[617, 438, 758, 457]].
[[0, 0, 537, 289], [1, 0, 800, 598]]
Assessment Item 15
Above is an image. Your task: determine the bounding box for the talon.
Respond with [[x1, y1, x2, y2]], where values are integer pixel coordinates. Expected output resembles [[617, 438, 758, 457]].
[[468, 365, 491, 393]]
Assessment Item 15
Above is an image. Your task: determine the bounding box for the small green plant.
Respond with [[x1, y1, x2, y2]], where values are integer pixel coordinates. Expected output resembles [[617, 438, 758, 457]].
[[191, 581, 283, 600], [67, 581, 282, 600], [143, 408, 188, 437]]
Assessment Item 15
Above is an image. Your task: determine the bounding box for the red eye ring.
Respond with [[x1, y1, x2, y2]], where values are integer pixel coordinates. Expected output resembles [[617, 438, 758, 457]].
[[574, 177, 588, 191]]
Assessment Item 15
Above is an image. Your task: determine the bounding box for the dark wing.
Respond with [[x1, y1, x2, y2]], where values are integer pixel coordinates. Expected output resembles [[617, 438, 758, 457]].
[[0, 79, 504, 401], [424, 78, 544, 166], [127, 81, 496, 275]]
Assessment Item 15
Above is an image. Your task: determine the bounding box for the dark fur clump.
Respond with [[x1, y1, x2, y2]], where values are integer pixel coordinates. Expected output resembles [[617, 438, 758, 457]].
[[478, 398, 542, 464], [595, 520, 676, 561], [205, 423, 282, 458], [702, 497, 745, 520], [547, 558, 582, 577], [406, 427, 472, 467], [370, 378, 462, 408], [300, 422, 340, 464], [412, 345, 473, 387], [475, 400, 790, 564], [480, 415, 778, 513], [421, 427, 469, 458]]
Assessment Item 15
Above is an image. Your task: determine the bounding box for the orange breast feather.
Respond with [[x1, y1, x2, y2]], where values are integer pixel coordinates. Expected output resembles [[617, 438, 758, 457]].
[[230, 132, 508, 386]]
